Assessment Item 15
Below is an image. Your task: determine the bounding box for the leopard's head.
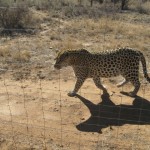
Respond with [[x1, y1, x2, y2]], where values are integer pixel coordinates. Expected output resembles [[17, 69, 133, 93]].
[[54, 50, 70, 70], [54, 49, 89, 69]]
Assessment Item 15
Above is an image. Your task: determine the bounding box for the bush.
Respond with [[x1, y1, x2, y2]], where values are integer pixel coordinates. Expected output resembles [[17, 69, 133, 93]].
[[136, 2, 150, 14], [34, 0, 62, 10], [0, 3, 32, 34]]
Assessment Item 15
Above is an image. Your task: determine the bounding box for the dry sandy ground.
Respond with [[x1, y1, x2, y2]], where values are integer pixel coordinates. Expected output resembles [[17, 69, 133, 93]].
[[0, 68, 150, 150]]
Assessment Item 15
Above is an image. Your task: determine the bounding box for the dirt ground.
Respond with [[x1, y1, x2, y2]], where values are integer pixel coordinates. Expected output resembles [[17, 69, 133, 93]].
[[0, 68, 150, 149]]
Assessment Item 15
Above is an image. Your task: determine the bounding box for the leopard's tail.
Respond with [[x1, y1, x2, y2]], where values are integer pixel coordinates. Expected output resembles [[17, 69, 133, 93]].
[[140, 52, 150, 82]]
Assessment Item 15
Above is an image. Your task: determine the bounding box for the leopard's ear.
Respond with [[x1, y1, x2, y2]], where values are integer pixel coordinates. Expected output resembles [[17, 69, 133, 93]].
[[54, 49, 62, 60]]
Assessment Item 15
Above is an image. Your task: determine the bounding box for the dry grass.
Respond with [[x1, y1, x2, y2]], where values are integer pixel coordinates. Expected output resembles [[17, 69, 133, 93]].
[[0, 46, 31, 62], [0, 46, 11, 57], [0, 0, 149, 67], [68, 17, 150, 36], [55, 38, 83, 50], [139, 1, 150, 14], [13, 50, 31, 62], [130, 1, 150, 14], [58, 16, 149, 52]]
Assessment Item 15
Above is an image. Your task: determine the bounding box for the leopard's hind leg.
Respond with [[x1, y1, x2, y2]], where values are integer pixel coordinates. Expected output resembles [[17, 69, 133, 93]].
[[120, 71, 140, 97]]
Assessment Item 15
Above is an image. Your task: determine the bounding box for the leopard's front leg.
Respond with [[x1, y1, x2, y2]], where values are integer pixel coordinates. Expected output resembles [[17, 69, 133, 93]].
[[68, 77, 86, 97]]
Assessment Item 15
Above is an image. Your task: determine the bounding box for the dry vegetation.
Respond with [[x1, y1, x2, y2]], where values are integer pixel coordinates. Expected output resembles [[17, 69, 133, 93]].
[[0, 0, 149, 79], [0, 0, 149, 77], [0, 0, 149, 149]]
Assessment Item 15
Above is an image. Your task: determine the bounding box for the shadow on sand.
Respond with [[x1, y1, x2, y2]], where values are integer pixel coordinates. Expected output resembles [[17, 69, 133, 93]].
[[75, 93, 150, 133]]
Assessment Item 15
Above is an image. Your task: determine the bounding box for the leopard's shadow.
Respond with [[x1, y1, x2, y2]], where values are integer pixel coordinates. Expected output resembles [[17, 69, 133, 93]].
[[75, 93, 150, 133]]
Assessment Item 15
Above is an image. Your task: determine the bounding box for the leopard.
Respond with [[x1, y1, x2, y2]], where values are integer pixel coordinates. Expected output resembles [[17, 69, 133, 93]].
[[54, 47, 150, 97]]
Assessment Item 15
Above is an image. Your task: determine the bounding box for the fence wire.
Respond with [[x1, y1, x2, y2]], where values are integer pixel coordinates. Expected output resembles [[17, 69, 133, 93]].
[[1, 67, 150, 149], [0, 0, 150, 150]]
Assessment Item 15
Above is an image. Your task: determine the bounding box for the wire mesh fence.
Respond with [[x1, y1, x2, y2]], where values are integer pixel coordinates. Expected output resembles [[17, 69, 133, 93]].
[[0, 68, 150, 149], [0, 0, 150, 149]]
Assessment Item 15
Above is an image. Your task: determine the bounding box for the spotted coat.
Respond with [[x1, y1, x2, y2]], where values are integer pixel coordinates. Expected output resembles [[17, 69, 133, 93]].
[[54, 48, 150, 97]]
